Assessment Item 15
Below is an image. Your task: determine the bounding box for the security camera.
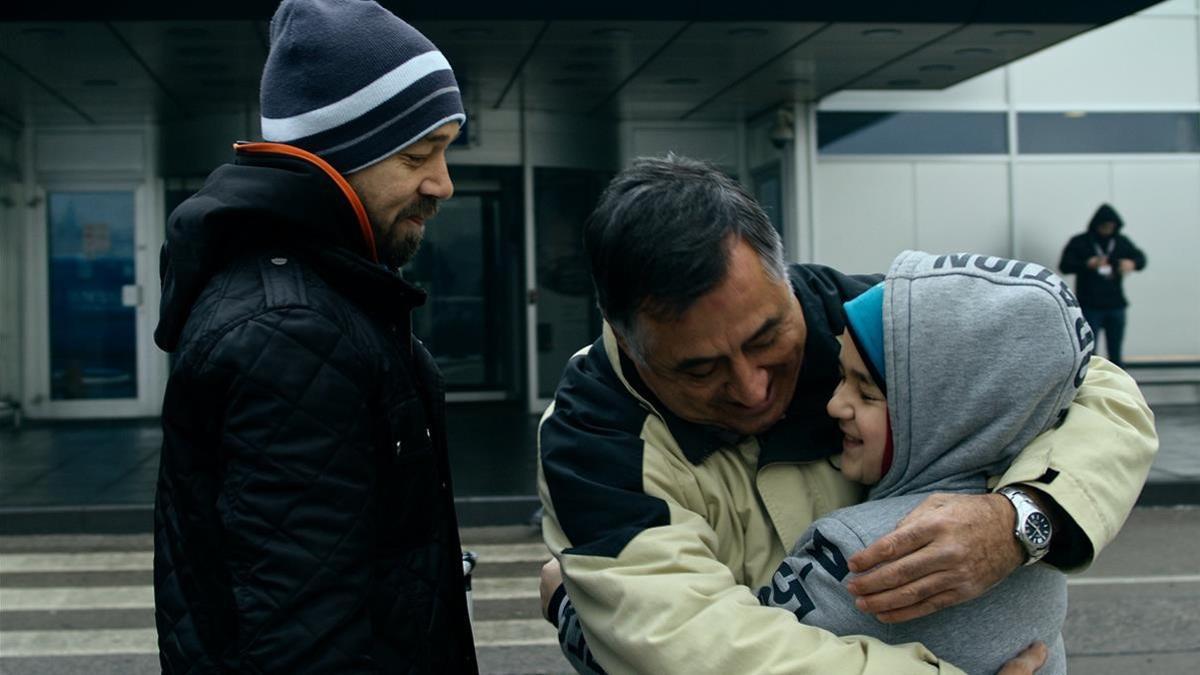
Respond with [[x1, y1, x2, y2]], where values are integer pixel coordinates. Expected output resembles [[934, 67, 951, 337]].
[[769, 109, 795, 149]]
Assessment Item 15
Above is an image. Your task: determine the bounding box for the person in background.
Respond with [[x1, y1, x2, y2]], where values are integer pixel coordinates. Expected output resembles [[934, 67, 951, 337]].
[[153, 0, 475, 672], [1059, 203, 1147, 368]]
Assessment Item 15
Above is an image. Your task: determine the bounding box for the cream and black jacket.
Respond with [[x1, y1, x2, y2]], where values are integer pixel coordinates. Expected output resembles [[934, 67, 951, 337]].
[[537, 263, 1157, 675]]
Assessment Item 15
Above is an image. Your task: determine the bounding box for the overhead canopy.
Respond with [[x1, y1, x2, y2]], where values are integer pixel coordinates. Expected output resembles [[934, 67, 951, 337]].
[[0, 1, 1160, 126]]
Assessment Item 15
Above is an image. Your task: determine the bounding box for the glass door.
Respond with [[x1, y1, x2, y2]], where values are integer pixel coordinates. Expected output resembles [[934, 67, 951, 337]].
[[25, 184, 162, 418], [47, 191, 138, 400]]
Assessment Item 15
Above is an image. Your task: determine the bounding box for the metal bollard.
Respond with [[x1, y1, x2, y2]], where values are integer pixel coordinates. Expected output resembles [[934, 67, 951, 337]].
[[462, 550, 478, 626]]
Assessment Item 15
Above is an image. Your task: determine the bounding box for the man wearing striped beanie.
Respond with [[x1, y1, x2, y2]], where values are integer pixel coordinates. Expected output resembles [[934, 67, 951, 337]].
[[261, 0, 466, 269], [154, 1, 477, 672]]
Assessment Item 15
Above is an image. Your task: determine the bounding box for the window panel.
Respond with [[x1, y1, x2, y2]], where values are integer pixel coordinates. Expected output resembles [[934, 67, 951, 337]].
[[817, 112, 1009, 155], [1018, 112, 1200, 153]]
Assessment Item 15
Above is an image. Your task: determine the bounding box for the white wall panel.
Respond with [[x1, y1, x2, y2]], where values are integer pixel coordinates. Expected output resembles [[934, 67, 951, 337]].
[[1012, 162, 1111, 269], [1111, 161, 1200, 357], [914, 162, 1011, 256], [36, 130, 145, 174], [1011, 16, 1200, 106], [815, 161, 915, 274], [448, 109, 521, 166], [625, 123, 741, 169], [1141, 0, 1198, 17]]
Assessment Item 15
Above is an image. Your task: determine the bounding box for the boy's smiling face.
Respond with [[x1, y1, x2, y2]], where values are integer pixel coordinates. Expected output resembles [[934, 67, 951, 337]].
[[826, 331, 890, 485]]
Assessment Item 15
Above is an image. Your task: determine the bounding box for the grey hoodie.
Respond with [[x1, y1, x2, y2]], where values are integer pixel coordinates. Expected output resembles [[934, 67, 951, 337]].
[[760, 250, 1094, 674]]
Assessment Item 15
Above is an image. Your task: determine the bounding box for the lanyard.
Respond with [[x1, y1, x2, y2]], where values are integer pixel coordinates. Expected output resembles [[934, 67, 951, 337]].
[[1093, 238, 1115, 258]]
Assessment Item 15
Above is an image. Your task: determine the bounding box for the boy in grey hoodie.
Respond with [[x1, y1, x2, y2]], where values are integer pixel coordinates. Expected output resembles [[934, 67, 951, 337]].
[[759, 249, 1094, 674]]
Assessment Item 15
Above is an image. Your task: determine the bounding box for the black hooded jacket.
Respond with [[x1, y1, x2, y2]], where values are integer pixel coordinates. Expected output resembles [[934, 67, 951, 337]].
[[153, 143, 477, 674], [1059, 203, 1147, 309]]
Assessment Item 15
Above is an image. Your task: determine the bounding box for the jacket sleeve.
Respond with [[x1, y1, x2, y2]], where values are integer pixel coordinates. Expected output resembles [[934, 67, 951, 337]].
[[1059, 234, 1093, 275], [538, 348, 965, 675], [996, 357, 1158, 570], [1116, 235, 1148, 270], [205, 307, 380, 673], [549, 589, 608, 675]]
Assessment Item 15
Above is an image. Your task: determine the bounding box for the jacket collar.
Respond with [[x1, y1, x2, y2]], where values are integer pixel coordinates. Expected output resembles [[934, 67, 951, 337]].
[[234, 142, 379, 263]]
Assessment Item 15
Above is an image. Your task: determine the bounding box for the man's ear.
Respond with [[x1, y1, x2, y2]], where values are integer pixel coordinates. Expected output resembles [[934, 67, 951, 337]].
[[609, 322, 643, 365], [611, 327, 631, 353]]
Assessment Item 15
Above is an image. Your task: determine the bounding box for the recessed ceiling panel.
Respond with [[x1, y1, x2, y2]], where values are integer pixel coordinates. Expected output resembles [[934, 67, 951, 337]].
[[0, 2, 1164, 128], [851, 23, 1089, 90], [685, 22, 961, 120], [110, 20, 265, 111], [615, 21, 826, 120], [519, 21, 689, 114], [416, 20, 546, 111]]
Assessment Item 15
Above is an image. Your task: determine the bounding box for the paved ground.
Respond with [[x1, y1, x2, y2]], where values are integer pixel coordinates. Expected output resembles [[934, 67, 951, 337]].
[[0, 403, 543, 531], [1, 507, 1198, 674], [0, 526, 565, 675]]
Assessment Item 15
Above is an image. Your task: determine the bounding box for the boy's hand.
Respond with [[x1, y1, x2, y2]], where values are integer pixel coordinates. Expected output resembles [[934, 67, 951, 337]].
[[845, 492, 1024, 623], [997, 642, 1048, 674], [540, 558, 564, 621]]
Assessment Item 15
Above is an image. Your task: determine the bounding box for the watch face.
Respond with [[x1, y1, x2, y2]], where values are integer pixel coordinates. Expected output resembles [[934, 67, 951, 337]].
[[1025, 512, 1052, 546]]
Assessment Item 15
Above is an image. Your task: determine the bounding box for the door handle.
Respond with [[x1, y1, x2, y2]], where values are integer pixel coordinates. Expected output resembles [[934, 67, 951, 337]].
[[121, 284, 142, 307]]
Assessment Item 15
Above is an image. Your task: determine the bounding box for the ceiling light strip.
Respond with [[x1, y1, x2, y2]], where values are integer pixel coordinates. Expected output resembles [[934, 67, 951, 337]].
[[493, 20, 552, 110], [820, 23, 969, 98], [679, 22, 833, 121]]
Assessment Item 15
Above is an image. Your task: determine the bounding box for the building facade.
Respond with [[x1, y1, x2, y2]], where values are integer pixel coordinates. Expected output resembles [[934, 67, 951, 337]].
[[0, 0, 1195, 421]]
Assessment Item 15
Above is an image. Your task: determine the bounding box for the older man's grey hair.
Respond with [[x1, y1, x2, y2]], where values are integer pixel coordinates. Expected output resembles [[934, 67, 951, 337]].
[[583, 154, 787, 362]]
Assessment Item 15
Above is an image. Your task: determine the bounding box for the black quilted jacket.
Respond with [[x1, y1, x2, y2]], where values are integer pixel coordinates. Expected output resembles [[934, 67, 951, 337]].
[[153, 144, 477, 674]]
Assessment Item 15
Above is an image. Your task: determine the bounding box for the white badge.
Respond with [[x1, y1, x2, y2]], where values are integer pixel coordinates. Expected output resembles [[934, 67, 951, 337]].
[[1098, 264, 1113, 277]]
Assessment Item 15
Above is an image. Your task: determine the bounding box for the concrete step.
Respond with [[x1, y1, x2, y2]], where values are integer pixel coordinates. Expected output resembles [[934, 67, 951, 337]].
[[0, 530, 567, 673]]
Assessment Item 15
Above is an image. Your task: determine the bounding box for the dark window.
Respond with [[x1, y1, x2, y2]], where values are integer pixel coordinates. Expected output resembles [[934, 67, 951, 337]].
[[817, 111, 1009, 155], [404, 166, 523, 395], [751, 162, 784, 242], [1018, 112, 1200, 153], [534, 167, 611, 399]]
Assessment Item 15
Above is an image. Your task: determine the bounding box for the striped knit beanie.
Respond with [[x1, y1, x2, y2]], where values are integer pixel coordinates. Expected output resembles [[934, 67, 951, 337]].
[[259, 0, 466, 175]]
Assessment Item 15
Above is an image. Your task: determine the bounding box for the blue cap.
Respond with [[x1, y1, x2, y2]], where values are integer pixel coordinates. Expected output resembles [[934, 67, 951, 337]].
[[843, 282, 886, 394]]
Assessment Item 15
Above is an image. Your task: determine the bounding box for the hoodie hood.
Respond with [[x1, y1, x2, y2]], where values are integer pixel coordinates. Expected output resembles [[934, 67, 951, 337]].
[[155, 143, 383, 352], [1087, 203, 1124, 237], [869, 250, 1093, 500]]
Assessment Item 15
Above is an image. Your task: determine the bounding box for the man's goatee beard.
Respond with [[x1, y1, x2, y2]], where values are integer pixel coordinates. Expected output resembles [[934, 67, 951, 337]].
[[384, 231, 422, 270]]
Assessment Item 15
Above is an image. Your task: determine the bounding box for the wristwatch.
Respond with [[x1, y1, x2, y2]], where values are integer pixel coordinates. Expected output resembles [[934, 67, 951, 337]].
[[998, 486, 1053, 566]]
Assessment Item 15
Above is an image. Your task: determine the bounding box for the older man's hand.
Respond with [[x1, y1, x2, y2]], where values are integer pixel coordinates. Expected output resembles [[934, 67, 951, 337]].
[[845, 492, 1024, 623]]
